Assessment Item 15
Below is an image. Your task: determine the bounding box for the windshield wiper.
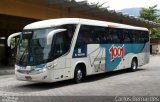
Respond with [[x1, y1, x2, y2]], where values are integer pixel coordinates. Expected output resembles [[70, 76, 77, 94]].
[[19, 46, 29, 62]]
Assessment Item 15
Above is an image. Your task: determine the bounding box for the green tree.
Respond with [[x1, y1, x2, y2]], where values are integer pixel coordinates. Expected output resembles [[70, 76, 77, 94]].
[[90, 2, 109, 8], [140, 5, 160, 38], [150, 28, 160, 38], [140, 5, 159, 22]]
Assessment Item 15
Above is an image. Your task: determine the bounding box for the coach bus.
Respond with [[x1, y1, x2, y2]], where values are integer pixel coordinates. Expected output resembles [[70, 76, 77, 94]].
[[7, 18, 149, 83]]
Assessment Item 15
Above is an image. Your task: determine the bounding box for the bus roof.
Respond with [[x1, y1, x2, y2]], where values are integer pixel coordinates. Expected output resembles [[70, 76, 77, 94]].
[[24, 18, 148, 31]]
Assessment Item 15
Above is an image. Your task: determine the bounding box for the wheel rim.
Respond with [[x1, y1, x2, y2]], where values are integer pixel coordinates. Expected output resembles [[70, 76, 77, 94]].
[[77, 69, 82, 80], [132, 61, 137, 70]]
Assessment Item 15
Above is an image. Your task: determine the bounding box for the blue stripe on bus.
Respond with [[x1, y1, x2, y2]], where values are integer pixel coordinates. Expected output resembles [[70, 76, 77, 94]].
[[100, 44, 145, 71]]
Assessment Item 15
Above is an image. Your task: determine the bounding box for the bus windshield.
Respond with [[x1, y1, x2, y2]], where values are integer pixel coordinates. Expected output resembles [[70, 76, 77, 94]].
[[16, 28, 53, 66], [16, 24, 76, 66]]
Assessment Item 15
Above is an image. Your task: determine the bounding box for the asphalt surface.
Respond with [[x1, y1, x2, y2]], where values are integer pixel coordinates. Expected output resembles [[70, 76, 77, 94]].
[[0, 55, 160, 96]]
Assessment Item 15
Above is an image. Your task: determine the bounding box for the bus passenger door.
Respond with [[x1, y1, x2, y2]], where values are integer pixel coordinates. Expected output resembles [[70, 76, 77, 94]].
[[49, 30, 72, 81], [52, 56, 71, 80]]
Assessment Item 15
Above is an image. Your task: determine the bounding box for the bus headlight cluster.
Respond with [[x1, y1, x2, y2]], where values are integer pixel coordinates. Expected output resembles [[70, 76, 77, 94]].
[[42, 68, 47, 72], [35, 68, 47, 74], [45, 62, 57, 69], [45, 64, 52, 70]]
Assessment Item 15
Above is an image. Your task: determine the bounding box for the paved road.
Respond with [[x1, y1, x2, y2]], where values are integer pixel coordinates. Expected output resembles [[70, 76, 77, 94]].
[[0, 56, 160, 96]]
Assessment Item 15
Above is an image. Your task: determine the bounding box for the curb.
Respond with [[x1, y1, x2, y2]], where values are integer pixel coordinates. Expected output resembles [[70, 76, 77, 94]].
[[0, 68, 14, 75]]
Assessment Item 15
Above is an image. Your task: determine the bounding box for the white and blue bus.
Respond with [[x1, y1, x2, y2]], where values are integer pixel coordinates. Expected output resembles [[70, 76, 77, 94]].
[[8, 18, 149, 83]]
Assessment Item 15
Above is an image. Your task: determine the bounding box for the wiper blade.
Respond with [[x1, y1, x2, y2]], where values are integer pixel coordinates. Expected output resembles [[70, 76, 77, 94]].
[[19, 47, 28, 62]]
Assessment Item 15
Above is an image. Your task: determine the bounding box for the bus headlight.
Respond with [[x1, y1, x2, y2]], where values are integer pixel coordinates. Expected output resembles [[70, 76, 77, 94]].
[[45, 62, 57, 69], [46, 64, 52, 69], [35, 68, 47, 73], [42, 68, 47, 72]]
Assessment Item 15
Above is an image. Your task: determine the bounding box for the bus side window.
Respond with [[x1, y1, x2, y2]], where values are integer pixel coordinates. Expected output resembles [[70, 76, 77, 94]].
[[106, 33, 112, 43], [49, 24, 76, 59], [51, 32, 66, 58], [100, 32, 107, 44], [109, 28, 121, 44], [92, 29, 100, 44], [75, 25, 93, 48], [137, 31, 141, 43], [63, 25, 76, 52], [144, 31, 149, 43], [140, 31, 149, 43], [112, 34, 119, 43], [140, 31, 144, 43], [92, 26, 106, 44], [131, 30, 140, 43], [123, 30, 131, 43]]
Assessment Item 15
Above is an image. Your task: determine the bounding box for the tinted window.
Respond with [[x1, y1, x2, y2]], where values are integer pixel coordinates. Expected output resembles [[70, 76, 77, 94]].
[[92, 26, 107, 44], [123, 29, 131, 43], [76, 25, 94, 45], [131, 30, 140, 43], [108, 28, 122, 43], [77, 25, 149, 45], [49, 24, 76, 59], [76, 25, 107, 45], [140, 31, 149, 43], [130, 30, 149, 43]]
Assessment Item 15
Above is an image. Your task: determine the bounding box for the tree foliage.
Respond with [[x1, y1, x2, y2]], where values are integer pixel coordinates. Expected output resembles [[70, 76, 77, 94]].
[[140, 5, 160, 38], [140, 5, 159, 21], [90, 2, 109, 8], [150, 28, 160, 38]]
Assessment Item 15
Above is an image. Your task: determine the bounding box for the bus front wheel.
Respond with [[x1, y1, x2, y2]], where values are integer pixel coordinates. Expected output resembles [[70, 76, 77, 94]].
[[73, 66, 83, 83], [130, 59, 138, 72]]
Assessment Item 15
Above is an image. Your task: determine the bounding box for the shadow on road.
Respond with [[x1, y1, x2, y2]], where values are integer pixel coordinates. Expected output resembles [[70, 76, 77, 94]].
[[82, 68, 145, 83], [4, 68, 146, 93]]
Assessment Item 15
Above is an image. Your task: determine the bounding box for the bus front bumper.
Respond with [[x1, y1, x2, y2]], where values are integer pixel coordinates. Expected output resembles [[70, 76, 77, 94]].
[[15, 69, 53, 83]]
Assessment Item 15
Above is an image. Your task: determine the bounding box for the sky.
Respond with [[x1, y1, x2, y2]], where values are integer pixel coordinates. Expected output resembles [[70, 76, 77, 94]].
[[76, 0, 160, 10]]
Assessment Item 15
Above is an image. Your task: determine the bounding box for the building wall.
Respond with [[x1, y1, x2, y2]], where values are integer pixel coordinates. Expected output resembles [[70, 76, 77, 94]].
[[152, 44, 160, 54], [0, 0, 105, 20], [0, 0, 105, 66]]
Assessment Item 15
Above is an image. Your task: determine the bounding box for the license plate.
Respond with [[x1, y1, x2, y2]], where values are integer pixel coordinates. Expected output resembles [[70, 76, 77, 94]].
[[25, 76, 32, 80]]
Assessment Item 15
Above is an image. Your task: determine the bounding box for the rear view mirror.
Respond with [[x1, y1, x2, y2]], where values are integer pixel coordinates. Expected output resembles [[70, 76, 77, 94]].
[[47, 29, 66, 45], [7, 32, 21, 47]]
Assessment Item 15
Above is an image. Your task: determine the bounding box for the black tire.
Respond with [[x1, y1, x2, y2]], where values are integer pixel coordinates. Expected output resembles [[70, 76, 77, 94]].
[[73, 66, 83, 83], [130, 59, 138, 72]]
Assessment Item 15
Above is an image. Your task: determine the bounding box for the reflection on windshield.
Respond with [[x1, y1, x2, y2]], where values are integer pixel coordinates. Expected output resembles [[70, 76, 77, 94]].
[[17, 28, 52, 66], [16, 24, 76, 66]]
